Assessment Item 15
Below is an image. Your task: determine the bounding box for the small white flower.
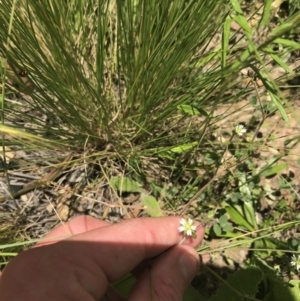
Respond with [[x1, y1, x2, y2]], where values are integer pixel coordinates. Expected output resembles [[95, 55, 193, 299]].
[[178, 218, 197, 238], [291, 254, 300, 271], [235, 124, 247, 136]]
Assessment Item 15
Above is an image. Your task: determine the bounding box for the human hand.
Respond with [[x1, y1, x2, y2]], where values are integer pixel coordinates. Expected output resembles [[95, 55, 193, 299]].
[[0, 216, 204, 301]]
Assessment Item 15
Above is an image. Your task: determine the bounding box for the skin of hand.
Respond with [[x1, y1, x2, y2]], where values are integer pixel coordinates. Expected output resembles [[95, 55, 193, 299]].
[[0, 216, 204, 301]]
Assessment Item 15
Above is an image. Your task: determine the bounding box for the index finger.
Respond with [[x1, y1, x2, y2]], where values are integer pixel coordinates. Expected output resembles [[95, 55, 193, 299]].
[[56, 216, 204, 281]]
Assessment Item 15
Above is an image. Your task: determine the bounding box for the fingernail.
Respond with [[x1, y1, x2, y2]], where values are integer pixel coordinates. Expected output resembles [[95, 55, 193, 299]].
[[179, 252, 198, 281]]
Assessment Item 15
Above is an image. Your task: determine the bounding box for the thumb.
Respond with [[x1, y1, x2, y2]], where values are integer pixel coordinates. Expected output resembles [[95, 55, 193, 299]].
[[129, 245, 199, 301]]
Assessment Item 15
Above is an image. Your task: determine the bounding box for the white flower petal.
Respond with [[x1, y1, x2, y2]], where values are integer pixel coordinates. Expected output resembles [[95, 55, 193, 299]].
[[178, 226, 185, 232], [180, 218, 187, 226], [178, 218, 197, 237], [291, 254, 300, 270], [235, 125, 247, 136]]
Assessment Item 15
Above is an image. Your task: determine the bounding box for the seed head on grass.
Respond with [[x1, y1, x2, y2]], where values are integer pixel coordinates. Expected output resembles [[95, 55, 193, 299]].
[[178, 218, 197, 238]]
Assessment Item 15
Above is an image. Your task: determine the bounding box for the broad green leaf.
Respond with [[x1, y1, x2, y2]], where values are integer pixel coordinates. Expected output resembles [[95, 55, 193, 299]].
[[209, 267, 263, 301], [177, 104, 209, 116], [288, 280, 300, 301], [213, 224, 222, 236], [260, 163, 287, 177], [225, 205, 254, 231], [222, 224, 234, 232], [109, 176, 142, 192], [141, 194, 162, 217], [239, 183, 251, 196], [169, 142, 197, 154], [259, 156, 281, 172], [252, 254, 278, 279], [177, 104, 200, 115], [219, 214, 228, 226], [254, 238, 285, 257], [253, 255, 299, 301], [238, 173, 251, 196], [263, 275, 300, 301], [243, 200, 257, 230]]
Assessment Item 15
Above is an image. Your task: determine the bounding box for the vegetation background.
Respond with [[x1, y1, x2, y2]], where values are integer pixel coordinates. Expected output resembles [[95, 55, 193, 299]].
[[0, 0, 300, 300]]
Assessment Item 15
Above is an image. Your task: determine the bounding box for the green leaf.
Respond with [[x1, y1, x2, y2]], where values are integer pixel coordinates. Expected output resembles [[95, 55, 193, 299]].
[[254, 238, 285, 257], [169, 142, 197, 154], [230, 0, 243, 14], [225, 205, 254, 231], [109, 176, 142, 193], [231, 15, 252, 35], [269, 52, 293, 73], [238, 173, 251, 196], [252, 255, 280, 280], [271, 13, 300, 38], [274, 38, 300, 50], [209, 266, 263, 301], [219, 214, 228, 226], [177, 104, 201, 115], [243, 200, 257, 230], [222, 224, 234, 232], [261, 0, 272, 26], [260, 163, 287, 177], [259, 156, 281, 174], [213, 224, 222, 236], [177, 104, 209, 117], [141, 194, 162, 217], [262, 274, 300, 301], [288, 280, 300, 301], [269, 90, 289, 125]]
